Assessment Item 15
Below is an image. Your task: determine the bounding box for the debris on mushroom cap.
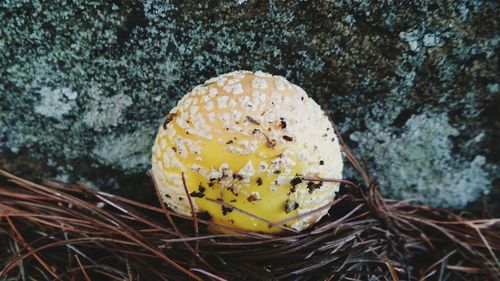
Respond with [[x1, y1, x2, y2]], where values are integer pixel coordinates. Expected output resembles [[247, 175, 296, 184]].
[[151, 70, 343, 233]]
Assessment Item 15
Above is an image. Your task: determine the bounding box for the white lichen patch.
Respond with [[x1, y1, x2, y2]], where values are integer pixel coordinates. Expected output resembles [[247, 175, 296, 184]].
[[34, 87, 78, 119], [82, 87, 133, 131], [350, 112, 490, 207], [93, 127, 153, 172]]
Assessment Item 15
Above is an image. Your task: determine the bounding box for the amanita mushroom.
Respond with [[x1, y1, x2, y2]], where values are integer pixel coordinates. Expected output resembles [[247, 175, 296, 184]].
[[151, 70, 343, 233]]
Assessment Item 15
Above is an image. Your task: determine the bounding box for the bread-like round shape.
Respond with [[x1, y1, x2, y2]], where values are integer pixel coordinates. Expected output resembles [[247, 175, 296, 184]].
[[151, 70, 343, 233]]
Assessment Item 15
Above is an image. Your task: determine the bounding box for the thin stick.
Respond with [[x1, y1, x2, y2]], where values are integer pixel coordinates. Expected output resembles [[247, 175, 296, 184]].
[[5, 217, 59, 279], [74, 254, 91, 281], [203, 197, 297, 233], [181, 172, 200, 265]]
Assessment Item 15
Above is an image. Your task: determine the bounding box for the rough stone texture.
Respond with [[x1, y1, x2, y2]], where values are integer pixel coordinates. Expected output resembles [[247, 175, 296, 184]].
[[1, 1, 498, 208]]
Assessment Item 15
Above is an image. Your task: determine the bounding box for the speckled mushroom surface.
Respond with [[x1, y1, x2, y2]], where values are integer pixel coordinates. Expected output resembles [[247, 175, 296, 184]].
[[151, 70, 343, 233]]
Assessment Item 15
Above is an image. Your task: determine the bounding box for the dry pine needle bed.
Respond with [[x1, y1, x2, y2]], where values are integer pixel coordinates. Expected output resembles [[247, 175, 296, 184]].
[[0, 143, 499, 280]]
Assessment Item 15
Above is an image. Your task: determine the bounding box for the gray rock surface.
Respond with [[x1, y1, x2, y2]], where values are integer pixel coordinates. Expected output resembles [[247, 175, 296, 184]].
[[1, 1, 498, 208]]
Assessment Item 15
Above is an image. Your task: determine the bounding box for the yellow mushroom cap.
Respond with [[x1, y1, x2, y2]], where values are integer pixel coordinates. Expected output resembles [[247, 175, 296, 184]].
[[151, 70, 343, 233]]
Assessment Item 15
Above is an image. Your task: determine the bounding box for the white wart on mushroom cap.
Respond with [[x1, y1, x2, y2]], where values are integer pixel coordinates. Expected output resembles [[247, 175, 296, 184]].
[[152, 70, 343, 233]]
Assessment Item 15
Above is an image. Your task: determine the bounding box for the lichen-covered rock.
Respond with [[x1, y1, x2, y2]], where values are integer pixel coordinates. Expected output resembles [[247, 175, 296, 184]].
[[1, 1, 498, 208], [350, 112, 490, 207]]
